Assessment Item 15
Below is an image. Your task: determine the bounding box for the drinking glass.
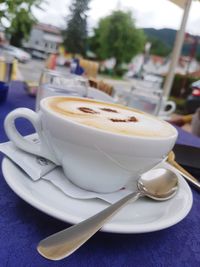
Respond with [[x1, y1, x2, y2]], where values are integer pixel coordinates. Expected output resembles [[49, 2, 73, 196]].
[[117, 86, 162, 115], [121, 86, 175, 117], [36, 69, 89, 111], [128, 87, 163, 115]]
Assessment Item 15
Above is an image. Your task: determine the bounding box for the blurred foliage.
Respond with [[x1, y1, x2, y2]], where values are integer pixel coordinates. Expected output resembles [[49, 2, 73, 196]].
[[99, 72, 123, 80], [0, 0, 44, 47], [100, 67, 127, 79], [89, 10, 146, 68], [147, 36, 171, 57], [170, 73, 199, 98], [143, 28, 200, 61], [9, 8, 35, 47], [168, 74, 199, 114], [63, 0, 90, 56], [196, 52, 200, 61], [169, 96, 187, 115]]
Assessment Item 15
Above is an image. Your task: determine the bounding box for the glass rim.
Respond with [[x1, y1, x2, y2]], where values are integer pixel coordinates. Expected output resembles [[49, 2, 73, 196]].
[[41, 68, 87, 82]]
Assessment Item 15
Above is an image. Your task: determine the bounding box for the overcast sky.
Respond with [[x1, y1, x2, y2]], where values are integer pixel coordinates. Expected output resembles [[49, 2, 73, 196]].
[[33, 0, 200, 35]]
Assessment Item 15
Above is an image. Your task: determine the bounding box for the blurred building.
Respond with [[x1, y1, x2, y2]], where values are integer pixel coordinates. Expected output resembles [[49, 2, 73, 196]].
[[126, 54, 200, 78], [23, 23, 63, 58], [145, 55, 200, 76]]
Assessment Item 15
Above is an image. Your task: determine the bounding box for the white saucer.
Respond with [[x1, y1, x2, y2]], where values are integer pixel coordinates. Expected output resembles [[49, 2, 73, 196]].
[[2, 158, 193, 233]]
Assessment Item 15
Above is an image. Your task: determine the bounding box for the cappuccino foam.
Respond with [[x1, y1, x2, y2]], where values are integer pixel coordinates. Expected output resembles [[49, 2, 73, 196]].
[[45, 97, 176, 138]]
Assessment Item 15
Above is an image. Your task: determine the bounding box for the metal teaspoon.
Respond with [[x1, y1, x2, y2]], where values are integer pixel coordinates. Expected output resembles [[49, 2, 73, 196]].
[[37, 168, 178, 260], [167, 151, 200, 190]]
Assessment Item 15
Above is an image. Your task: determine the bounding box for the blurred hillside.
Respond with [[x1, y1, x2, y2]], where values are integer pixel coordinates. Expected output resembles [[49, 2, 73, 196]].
[[143, 28, 200, 59]]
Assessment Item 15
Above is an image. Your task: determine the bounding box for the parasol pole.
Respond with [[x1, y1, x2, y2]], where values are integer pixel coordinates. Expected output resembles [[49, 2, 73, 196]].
[[163, 0, 193, 98]]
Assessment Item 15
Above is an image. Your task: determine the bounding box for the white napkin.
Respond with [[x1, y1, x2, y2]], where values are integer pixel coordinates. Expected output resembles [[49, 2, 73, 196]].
[[0, 134, 56, 180], [0, 134, 133, 204]]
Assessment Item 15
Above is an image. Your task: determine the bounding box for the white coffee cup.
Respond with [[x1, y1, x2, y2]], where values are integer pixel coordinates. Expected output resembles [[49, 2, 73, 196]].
[[157, 98, 176, 118], [4, 96, 178, 193]]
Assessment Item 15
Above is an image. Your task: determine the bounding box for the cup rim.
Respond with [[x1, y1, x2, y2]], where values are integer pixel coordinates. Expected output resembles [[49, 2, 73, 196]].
[[41, 68, 87, 82], [40, 96, 178, 141]]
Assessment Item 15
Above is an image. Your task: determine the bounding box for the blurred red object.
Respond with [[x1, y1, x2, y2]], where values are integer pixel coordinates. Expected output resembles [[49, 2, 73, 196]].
[[192, 89, 200, 97], [46, 54, 57, 70]]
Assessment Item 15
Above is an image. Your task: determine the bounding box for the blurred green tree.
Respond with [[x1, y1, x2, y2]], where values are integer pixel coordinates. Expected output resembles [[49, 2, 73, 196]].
[[147, 36, 171, 57], [89, 10, 146, 68], [63, 0, 90, 56], [0, 0, 44, 47]]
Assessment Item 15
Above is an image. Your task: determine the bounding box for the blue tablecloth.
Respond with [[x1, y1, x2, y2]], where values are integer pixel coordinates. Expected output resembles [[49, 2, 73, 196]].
[[0, 82, 200, 267]]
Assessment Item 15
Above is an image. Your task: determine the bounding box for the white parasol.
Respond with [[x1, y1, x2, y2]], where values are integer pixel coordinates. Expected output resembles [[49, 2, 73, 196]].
[[163, 0, 199, 98]]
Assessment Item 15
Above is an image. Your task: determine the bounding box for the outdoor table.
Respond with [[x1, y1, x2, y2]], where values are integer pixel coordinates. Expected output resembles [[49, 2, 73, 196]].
[[0, 81, 199, 267]]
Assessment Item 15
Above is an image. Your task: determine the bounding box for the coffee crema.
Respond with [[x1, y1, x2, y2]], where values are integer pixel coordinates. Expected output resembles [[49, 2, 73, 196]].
[[44, 97, 176, 138]]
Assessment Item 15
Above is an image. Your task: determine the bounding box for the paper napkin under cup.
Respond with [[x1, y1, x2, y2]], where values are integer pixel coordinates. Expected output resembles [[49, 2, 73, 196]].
[[0, 134, 133, 204]]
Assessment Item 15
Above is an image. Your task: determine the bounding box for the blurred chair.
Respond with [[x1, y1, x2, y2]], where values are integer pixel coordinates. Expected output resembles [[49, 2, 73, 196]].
[[88, 77, 114, 96], [170, 109, 200, 137], [168, 114, 192, 126], [11, 59, 21, 80], [0, 57, 19, 81], [191, 108, 200, 137], [79, 59, 99, 78], [0, 59, 6, 80]]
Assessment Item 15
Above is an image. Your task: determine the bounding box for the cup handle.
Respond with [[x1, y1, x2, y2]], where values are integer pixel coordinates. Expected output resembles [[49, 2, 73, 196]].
[[162, 101, 176, 116], [4, 108, 57, 163]]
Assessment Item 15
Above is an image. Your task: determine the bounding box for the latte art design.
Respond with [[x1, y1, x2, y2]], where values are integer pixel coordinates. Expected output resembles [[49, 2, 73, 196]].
[[109, 116, 138, 123], [78, 106, 138, 123], [78, 107, 99, 114], [100, 108, 118, 113], [45, 97, 176, 138]]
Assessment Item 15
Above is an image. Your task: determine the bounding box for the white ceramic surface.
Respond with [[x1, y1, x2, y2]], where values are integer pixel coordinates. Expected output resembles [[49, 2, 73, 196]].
[[158, 99, 176, 117], [2, 158, 193, 233]]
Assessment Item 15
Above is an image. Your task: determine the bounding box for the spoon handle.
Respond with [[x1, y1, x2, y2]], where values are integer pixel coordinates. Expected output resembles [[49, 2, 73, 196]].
[[169, 159, 200, 190], [37, 191, 141, 260]]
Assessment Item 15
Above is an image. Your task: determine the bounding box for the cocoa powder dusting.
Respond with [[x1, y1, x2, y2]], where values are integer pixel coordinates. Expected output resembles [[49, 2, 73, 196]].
[[128, 116, 138, 122], [110, 116, 138, 123], [110, 118, 127, 122], [100, 108, 118, 113], [78, 107, 99, 114]]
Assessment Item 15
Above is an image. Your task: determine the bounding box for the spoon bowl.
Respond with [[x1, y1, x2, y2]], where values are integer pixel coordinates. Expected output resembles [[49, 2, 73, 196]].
[[38, 168, 179, 260], [138, 168, 178, 200]]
